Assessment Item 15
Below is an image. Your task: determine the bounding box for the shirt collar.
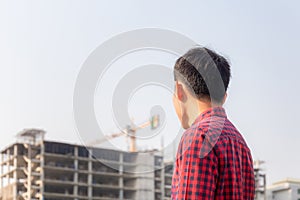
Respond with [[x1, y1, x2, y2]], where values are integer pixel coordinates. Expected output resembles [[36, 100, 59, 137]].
[[192, 106, 227, 126]]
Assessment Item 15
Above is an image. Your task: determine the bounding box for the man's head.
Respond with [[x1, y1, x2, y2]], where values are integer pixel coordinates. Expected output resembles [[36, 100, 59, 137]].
[[172, 47, 231, 129]]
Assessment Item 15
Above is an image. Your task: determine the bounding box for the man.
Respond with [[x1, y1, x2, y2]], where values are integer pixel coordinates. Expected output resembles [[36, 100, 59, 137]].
[[171, 47, 255, 199]]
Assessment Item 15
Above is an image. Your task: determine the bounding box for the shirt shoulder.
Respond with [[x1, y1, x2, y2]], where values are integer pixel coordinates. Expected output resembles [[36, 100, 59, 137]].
[[179, 116, 251, 159]]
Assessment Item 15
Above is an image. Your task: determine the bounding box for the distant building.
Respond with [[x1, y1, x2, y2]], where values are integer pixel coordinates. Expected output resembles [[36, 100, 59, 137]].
[[267, 178, 300, 200], [254, 160, 267, 200], [0, 129, 173, 200]]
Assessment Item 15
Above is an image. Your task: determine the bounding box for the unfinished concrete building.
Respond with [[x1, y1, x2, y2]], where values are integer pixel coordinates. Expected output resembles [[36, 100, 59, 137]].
[[0, 129, 173, 200]]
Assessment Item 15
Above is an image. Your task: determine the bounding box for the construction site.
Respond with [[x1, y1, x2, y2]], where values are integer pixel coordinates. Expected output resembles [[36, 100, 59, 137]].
[[0, 112, 267, 200], [0, 128, 173, 200]]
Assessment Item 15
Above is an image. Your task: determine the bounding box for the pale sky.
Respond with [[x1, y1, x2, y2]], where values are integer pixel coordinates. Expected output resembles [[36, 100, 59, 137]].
[[0, 0, 300, 185]]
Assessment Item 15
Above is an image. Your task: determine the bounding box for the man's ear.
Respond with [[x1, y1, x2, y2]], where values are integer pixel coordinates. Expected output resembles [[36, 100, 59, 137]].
[[175, 81, 185, 102], [222, 92, 227, 104]]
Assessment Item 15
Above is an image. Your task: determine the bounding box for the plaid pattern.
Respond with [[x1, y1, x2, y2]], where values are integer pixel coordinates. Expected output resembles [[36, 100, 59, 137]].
[[171, 107, 255, 200]]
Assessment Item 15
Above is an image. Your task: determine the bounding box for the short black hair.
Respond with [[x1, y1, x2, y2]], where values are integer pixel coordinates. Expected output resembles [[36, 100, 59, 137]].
[[174, 47, 231, 103]]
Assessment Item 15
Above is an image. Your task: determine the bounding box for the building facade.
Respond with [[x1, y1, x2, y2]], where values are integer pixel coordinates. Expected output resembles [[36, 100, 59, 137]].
[[267, 178, 300, 200], [0, 129, 173, 200]]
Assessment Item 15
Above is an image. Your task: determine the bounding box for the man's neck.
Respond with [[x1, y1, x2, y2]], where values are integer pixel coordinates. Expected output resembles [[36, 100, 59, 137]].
[[187, 100, 213, 127]]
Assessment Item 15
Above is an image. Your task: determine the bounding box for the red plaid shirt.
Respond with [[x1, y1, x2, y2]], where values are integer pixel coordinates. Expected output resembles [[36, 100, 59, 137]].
[[172, 107, 255, 200]]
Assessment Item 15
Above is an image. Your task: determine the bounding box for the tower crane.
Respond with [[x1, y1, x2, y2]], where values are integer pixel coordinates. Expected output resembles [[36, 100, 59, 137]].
[[88, 115, 159, 152]]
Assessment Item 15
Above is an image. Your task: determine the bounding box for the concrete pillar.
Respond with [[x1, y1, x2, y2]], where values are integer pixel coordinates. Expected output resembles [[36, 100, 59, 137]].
[[6, 149, 10, 185], [88, 149, 92, 198], [13, 145, 17, 200], [74, 146, 78, 199], [40, 141, 45, 200], [161, 158, 165, 199], [119, 153, 123, 200], [27, 145, 32, 199]]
